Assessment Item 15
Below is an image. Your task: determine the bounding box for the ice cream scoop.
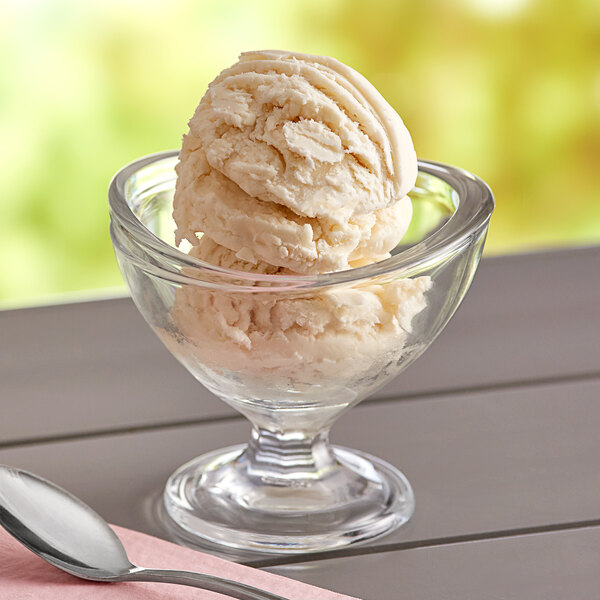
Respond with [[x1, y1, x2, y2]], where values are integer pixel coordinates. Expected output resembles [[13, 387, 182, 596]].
[[174, 50, 417, 273], [168, 50, 429, 385], [171, 238, 431, 382]]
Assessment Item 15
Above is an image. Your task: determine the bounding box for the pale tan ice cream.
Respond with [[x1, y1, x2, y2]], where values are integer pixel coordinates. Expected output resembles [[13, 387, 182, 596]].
[[174, 50, 417, 273], [171, 238, 431, 381], [169, 50, 431, 383]]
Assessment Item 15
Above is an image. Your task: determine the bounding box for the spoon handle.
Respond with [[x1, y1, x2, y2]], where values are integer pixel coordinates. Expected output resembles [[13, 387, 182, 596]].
[[126, 567, 290, 600]]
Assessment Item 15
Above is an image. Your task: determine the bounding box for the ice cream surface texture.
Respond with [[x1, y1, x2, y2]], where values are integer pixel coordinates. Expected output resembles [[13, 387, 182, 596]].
[[174, 49, 417, 273], [173, 239, 431, 381], [169, 50, 431, 384]]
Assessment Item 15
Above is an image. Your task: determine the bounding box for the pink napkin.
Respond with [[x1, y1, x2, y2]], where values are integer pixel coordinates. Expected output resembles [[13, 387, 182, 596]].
[[0, 524, 358, 599]]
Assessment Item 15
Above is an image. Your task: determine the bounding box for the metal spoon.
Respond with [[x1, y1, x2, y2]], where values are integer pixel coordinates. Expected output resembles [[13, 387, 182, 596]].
[[0, 465, 287, 600]]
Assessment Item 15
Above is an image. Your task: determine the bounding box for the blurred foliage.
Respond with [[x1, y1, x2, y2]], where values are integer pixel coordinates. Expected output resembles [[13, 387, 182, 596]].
[[1, 0, 599, 306]]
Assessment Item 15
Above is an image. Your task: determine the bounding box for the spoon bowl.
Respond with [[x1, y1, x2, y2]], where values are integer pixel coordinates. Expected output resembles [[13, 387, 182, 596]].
[[0, 466, 134, 580]]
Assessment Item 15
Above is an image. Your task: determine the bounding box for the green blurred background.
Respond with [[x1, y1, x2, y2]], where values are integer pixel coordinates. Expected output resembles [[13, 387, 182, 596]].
[[1, 0, 599, 307]]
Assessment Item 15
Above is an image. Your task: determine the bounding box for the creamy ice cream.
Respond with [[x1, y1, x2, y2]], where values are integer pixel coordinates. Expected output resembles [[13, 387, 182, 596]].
[[170, 238, 430, 381], [168, 50, 431, 384], [174, 50, 417, 273]]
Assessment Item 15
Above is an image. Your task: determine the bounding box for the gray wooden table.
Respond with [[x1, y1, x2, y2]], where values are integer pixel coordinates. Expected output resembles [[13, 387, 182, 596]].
[[2, 246, 599, 599]]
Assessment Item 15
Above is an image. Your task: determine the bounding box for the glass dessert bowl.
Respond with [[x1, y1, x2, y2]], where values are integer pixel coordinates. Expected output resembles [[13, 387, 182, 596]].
[[109, 150, 494, 556]]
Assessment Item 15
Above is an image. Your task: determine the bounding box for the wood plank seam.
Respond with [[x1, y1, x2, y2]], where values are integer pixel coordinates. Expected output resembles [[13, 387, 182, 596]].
[[250, 519, 600, 568]]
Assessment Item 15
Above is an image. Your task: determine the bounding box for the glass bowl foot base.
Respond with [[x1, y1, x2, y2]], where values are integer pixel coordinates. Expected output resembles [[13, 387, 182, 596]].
[[162, 443, 414, 556]]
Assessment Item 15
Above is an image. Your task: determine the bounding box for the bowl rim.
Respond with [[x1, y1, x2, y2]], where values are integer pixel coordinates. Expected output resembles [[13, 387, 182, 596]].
[[108, 150, 494, 290]]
